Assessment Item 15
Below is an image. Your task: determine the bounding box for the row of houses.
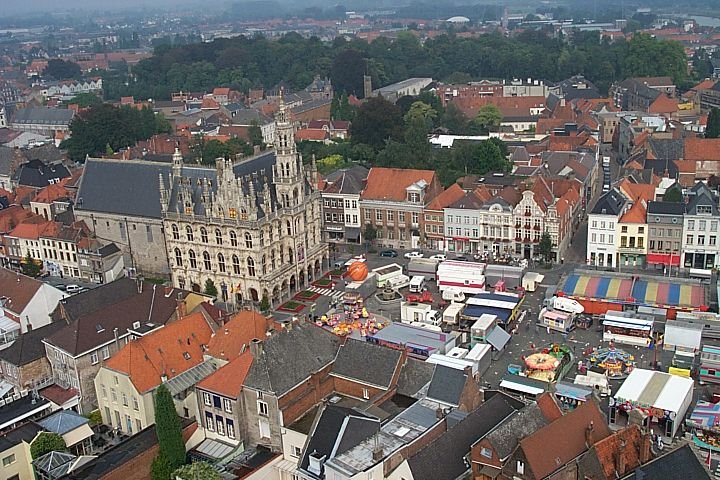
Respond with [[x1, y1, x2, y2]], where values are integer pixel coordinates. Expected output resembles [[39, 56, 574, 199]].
[[588, 179, 720, 270], [320, 158, 594, 261]]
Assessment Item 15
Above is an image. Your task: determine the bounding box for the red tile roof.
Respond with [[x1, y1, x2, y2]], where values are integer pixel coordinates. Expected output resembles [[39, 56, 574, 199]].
[[619, 179, 655, 203], [201, 97, 220, 110], [620, 200, 647, 223], [590, 425, 645, 479], [196, 351, 253, 398], [206, 310, 273, 360], [426, 183, 466, 211], [8, 221, 55, 240], [104, 312, 214, 394], [685, 137, 720, 161], [361, 167, 436, 202], [295, 129, 329, 141], [520, 400, 611, 479], [32, 183, 74, 204], [649, 94, 679, 115], [535, 393, 563, 422], [39, 384, 78, 406], [0, 206, 42, 233], [213, 87, 231, 96]]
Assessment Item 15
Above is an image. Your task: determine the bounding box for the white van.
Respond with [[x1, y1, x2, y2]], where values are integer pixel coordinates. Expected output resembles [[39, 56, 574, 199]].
[[442, 287, 465, 303], [409, 276, 426, 293]]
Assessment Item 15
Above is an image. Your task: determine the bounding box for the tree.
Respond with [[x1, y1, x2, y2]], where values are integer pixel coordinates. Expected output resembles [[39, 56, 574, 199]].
[[331, 49, 368, 97], [173, 462, 221, 480], [350, 97, 403, 150], [404, 101, 437, 129], [248, 122, 264, 148], [31, 432, 67, 459], [259, 293, 270, 312], [21, 253, 41, 278], [42, 59, 82, 80], [152, 384, 186, 480], [439, 103, 469, 134], [707, 108, 720, 138], [204, 279, 218, 298], [663, 185, 683, 203], [68, 92, 102, 108], [538, 232, 553, 263], [363, 224, 377, 245], [473, 105, 502, 132]]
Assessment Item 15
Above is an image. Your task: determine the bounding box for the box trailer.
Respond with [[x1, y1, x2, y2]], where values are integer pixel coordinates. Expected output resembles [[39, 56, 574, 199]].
[[372, 263, 403, 288], [443, 302, 464, 325], [437, 261, 486, 294], [522, 272, 545, 292], [401, 301, 441, 326], [386, 274, 410, 290], [407, 258, 440, 280]]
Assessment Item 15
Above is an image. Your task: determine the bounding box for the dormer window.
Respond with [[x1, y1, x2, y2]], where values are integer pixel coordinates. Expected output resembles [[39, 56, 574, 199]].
[[408, 192, 420, 203]]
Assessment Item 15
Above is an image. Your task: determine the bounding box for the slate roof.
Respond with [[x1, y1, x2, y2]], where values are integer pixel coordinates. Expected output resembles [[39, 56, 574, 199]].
[[553, 75, 601, 101], [482, 402, 553, 461], [0, 321, 66, 366], [396, 357, 435, 397], [645, 138, 683, 177], [46, 278, 192, 357], [647, 201, 684, 216], [38, 409, 89, 435], [591, 188, 627, 216], [322, 166, 368, 195], [244, 322, 342, 396], [449, 190, 485, 209], [11, 107, 74, 125], [0, 395, 50, 429], [0, 146, 15, 176], [77, 152, 278, 220], [331, 338, 402, 389], [299, 405, 378, 479], [0, 421, 41, 452], [406, 393, 522, 480], [13, 160, 70, 188], [687, 182, 719, 216], [622, 444, 710, 480], [426, 364, 467, 406]]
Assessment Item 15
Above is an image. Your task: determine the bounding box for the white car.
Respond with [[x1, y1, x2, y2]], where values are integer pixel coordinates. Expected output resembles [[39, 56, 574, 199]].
[[429, 254, 447, 261], [404, 251, 424, 259]]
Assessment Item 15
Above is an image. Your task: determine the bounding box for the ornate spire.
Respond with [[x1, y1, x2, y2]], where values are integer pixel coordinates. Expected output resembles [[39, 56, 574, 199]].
[[172, 143, 183, 178]]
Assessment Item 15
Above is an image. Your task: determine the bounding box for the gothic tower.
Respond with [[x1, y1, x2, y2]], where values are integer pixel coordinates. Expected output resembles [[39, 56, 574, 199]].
[[273, 98, 304, 209]]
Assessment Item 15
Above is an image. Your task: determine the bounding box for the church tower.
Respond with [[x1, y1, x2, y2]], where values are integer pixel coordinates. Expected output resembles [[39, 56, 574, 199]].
[[273, 97, 304, 209]]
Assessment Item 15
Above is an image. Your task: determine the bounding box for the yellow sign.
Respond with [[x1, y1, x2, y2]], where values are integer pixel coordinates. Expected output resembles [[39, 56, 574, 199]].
[[668, 367, 691, 378]]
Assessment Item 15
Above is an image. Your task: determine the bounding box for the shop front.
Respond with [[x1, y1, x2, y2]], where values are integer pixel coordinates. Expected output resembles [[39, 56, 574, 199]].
[[684, 251, 717, 269]]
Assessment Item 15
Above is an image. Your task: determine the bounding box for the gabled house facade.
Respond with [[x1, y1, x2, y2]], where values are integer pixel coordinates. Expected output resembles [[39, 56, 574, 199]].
[[587, 188, 627, 268], [320, 166, 368, 246], [682, 182, 720, 269], [646, 201, 684, 271]]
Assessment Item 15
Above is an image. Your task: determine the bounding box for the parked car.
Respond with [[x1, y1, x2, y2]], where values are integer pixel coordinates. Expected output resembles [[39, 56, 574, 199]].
[[454, 255, 468, 261], [404, 251, 424, 259], [65, 284, 83, 294], [52, 284, 66, 291], [379, 249, 398, 257], [429, 254, 447, 261]]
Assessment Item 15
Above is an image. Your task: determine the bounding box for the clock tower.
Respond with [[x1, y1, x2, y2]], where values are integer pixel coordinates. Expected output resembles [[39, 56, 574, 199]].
[[273, 98, 305, 208]]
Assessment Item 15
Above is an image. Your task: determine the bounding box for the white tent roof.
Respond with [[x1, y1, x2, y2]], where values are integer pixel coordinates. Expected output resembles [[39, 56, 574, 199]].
[[664, 321, 703, 350], [614, 368, 693, 412]]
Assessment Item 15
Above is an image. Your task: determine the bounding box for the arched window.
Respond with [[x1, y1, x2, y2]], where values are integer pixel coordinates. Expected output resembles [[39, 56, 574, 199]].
[[215, 229, 223, 245], [203, 251, 211, 270], [276, 223, 282, 239], [262, 255, 267, 275], [174, 248, 182, 267], [288, 247, 294, 264], [171, 224, 179, 240], [247, 257, 256, 277], [271, 250, 276, 269], [245, 232, 253, 249], [259, 230, 264, 246], [188, 250, 197, 269], [269, 226, 274, 242], [186, 226, 194, 242], [232, 255, 240, 275], [279, 247, 284, 264], [218, 253, 225, 273], [229, 231, 237, 247], [200, 227, 208, 243], [286, 221, 292, 236]]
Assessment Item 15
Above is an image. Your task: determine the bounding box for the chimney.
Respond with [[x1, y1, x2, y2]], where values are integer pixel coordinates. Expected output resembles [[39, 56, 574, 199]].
[[585, 421, 595, 447], [308, 451, 326, 476], [176, 292, 186, 318], [372, 445, 384, 462], [436, 407, 445, 419], [615, 440, 627, 475], [250, 338, 263, 358], [113, 327, 120, 350], [161, 373, 168, 382], [639, 431, 652, 464]]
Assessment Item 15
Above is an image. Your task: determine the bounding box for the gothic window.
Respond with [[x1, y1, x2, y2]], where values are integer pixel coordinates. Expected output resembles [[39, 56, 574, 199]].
[[174, 248, 182, 267], [189, 250, 197, 269], [230, 231, 237, 247], [186, 226, 194, 242], [200, 227, 208, 243], [293, 188, 299, 205], [286, 221, 292, 236], [171, 224, 179, 240], [229, 208, 237, 219], [262, 255, 267, 274], [232, 255, 240, 275], [260, 230, 264, 246], [269, 227, 274, 242], [279, 247, 284, 264], [203, 251, 211, 270], [277, 223, 282, 238], [288, 248, 294, 263], [247, 257, 256, 277], [271, 250, 276, 269], [245, 233, 253, 249], [240, 208, 248, 220], [215, 229, 223, 245], [218, 253, 226, 273]]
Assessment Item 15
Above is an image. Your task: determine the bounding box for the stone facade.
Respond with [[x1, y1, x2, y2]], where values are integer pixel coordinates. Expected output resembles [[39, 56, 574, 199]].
[[162, 101, 328, 306]]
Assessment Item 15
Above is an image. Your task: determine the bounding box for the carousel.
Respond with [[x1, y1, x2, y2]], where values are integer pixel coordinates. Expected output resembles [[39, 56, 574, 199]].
[[522, 344, 573, 383], [316, 292, 386, 337], [587, 343, 635, 378]]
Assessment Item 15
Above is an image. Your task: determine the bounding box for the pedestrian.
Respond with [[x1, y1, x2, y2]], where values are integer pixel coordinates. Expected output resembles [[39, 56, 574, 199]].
[[546, 326, 550, 335]]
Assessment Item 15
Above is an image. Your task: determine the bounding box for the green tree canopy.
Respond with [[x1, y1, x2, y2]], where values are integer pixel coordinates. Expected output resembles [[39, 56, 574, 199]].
[[663, 185, 683, 203], [538, 232, 554, 263], [204, 279, 218, 298], [707, 108, 720, 139], [68, 92, 102, 108], [404, 101, 437, 129], [173, 462, 221, 480], [21, 253, 41, 278], [350, 96, 403, 150], [31, 432, 67, 459], [42, 59, 82, 80], [152, 384, 186, 480], [473, 104, 503, 132]]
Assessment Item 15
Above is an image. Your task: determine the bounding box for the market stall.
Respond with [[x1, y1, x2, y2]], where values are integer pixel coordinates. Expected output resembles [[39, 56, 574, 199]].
[[688, 401, 720, 452]]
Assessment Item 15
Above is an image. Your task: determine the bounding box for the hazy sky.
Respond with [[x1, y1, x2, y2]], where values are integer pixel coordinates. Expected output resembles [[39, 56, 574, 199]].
[[3, 0, 208, 15]]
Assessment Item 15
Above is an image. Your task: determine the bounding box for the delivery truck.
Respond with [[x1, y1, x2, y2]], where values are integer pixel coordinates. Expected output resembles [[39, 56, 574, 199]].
[[401, 301, 441, 326]]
